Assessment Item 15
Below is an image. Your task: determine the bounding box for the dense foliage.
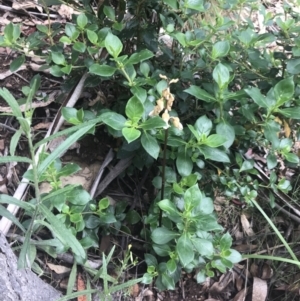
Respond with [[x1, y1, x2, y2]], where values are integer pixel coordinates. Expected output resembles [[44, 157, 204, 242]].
[[1, 0, 300, 293]]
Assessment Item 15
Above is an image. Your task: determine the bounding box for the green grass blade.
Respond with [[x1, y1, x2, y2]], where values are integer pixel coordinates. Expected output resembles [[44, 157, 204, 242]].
[[0, 204, 26, 232], [38, 204, 86, 263], [0, 88, 22, 117], [0, 156, 32, 163], [67, 262, 77, 295], [0, 194, 35, 211]]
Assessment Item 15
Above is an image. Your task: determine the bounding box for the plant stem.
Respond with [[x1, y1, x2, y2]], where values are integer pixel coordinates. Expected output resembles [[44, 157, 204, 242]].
[[159, 128, 168, 226]]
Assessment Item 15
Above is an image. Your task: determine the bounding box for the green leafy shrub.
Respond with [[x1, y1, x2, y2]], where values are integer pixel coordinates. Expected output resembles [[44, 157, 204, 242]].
[[1, 0, 300, 292]]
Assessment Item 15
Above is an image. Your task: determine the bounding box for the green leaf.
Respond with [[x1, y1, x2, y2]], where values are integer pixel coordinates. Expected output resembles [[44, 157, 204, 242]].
[[284, 152, 300, 164], [77, 13, 88, 28], [86, 30, 98, 44], [0, 156, 31, 164], [0, 204, 26, 232], [224, 249, 242, 264], [38, 124, 94, 177], [212, 63, 229, 89], [240, 159, 254, 172], [73, 42, 86, 53], [126, 49, 154, 65], [151, 227, 177, 244], [122, 127, 141, 143], [103, 5, 115, 21], [185, 0, 205, 11], [220, 232, 232, 250], [0, 88, 22, 117], [65, 24, 79, 40], [166, 259, 177, 274], [278, 107, 300, 119], [141, 133, 160, 159], [158, 199, 181, 222], [101, 112, 126, 130], [140, 117, 166, 130], [4, 23, 14, 43], [163, 0, 178, 9], [199, 146, 230, 163], [184, 86, 216, 103], [267, 153, 277, 169], [216, 122, 235, 149], [39, 204, 86, 263], [0, 194, 35, 211], [10, 128, 22, 156], [244, 87, 268, 108], [140, 62, 150, 77], [195, 115, 212, 136], [212, 40, 230, 59], [205, 134, 227, 147], [130, 86, 147, 103], [125, 210, 141, 224], [125, 96, 144, 120], [89, 64, 116, 77], [105, 33, 123, 58], [274, 77, 294, 106], [51, 52, 65, 65], [176, 234, 194, 267], [10, 55, 25, 72], [192, 238, 214, 257], [68, 187, 91, 206], [176, 152, 193, 177]]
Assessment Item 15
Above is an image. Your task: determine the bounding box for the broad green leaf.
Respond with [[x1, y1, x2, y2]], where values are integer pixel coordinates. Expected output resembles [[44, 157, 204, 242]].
[[0, 88, 22, 117], [151, 227, 177, 244], [68, 187, 91, 206], [274, 77, 294, 106], [163, 0, 178, 9], [4, 23, 14, 43], [192, 238, 214, 257], [0, 204, 26, 232], [73, 42, 86, 53], [284, 152, 299, 164], [122, 127, 141, 143], [184, 184, 202, 208], [38, 124, 94, 177], [278, 107, 300, 119], [130, 86, 147, 103], [89, 64, 116, 77], [105, 33, 123, 58], [161, 273, 175, 290], [125, 96, 144, 120], [86, 30, 98, 44], [77, 13, 88, 28], [244, 87, 268, 108], [10, 128, 22, 156], [10, 55, 25, 72], [101, 111, 126, 130], [264, 120, 280, 148], [51, 52, 65, 65], [140, 117, 166, 130], [176, 234, 194, 267], [140, 62, 150, 77], [240, 159, 254, 172], [103, 5, 115, 21], [125, 210, 141, 224], [224, 249, 242, 264], [187, 124, 200, 140], [39, 204, 86, 262], [216, 122, 235, 149], [36, 24, 48, 34], [0, 155, 31, 163], [65, 24, 79, 40], [267, 153, 277, 169], [145, 253, 158, 267], [176, 152, 193, 177], [195, 115, 212, 136], [212, 63, 229, 89], [166, 259, 177, 274], [184, 86, 216, 103], [141, 133, 160, 159], [152, 243, 171, 256], [199, 146, 230, 163], [219, 232, 232, 250], [212, 40, 230, 59], [158, 199, 181, 222], [286, 58, 300, 74], [204, 134, 227, 147], [185, 0, 205, 11], [127, 49, 154, 65]]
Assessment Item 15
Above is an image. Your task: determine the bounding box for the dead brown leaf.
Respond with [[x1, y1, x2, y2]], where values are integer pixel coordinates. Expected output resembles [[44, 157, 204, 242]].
[[47, 263, 71, 274], [233, 287, 248, 301], [252, 277, 267, 301], [240, 214, 254, 236], [77, 273, 87, 301]]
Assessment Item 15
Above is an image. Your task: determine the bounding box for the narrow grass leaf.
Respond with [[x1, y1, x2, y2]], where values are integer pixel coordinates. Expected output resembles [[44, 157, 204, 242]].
[[0, 155, 31, 164], [0, 204, 26, 232]]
